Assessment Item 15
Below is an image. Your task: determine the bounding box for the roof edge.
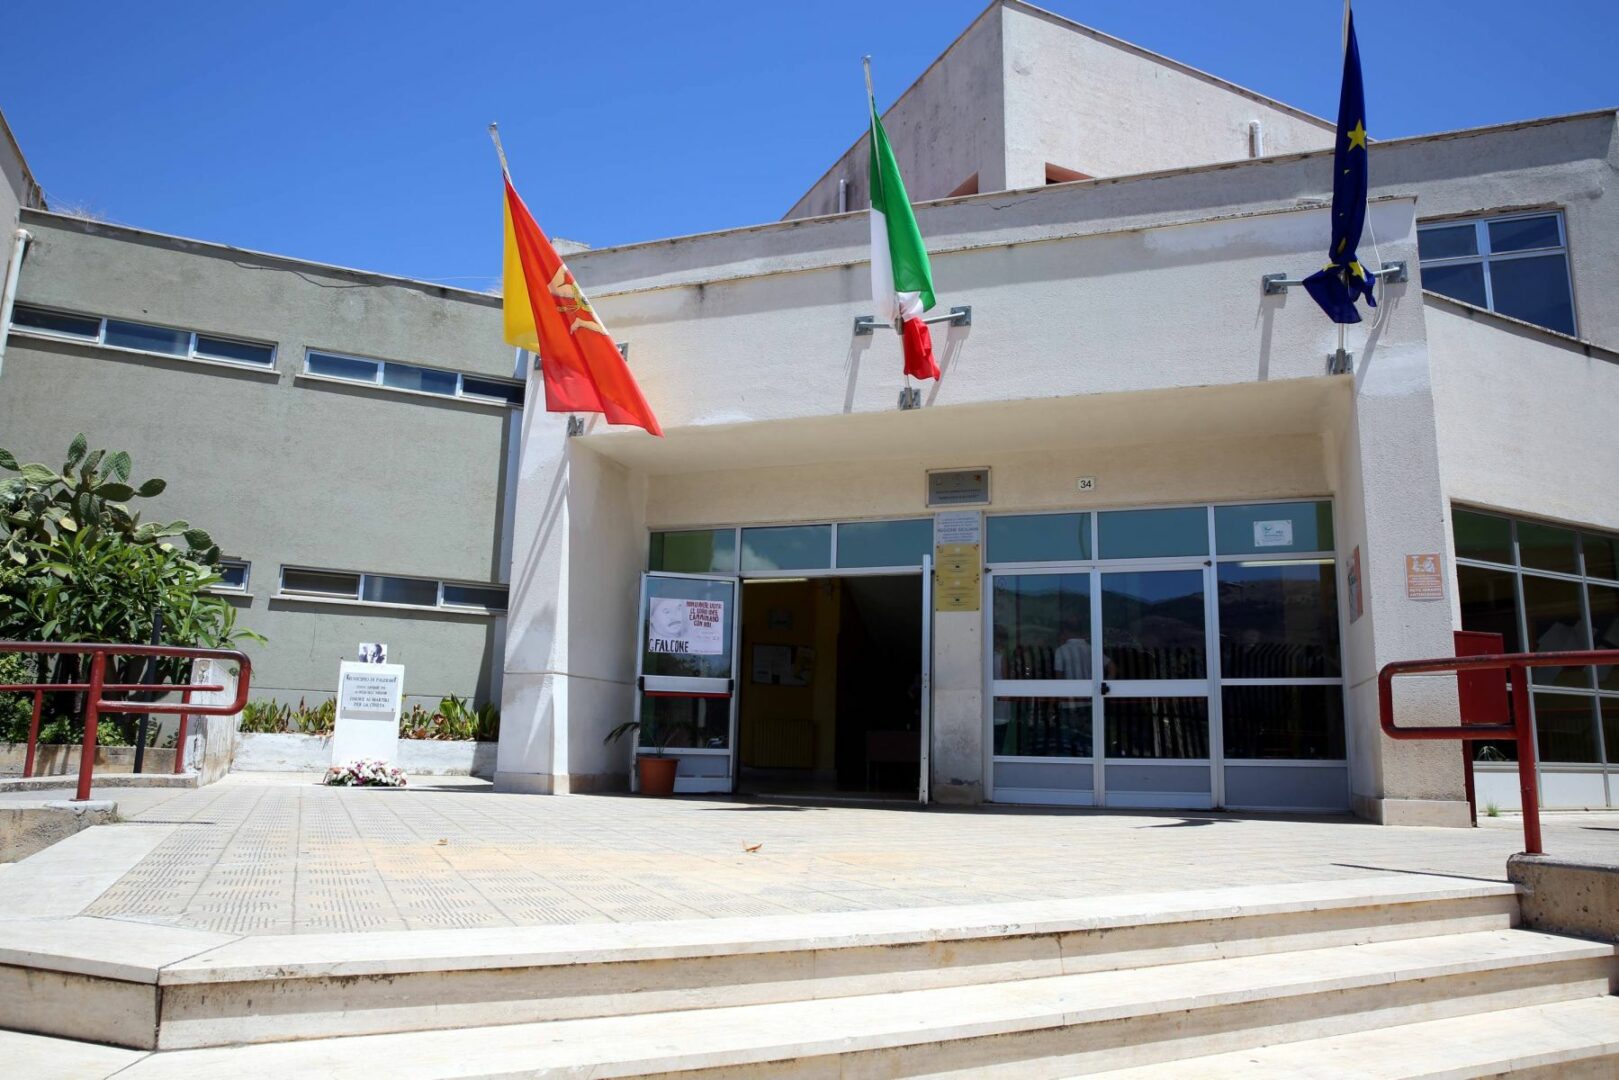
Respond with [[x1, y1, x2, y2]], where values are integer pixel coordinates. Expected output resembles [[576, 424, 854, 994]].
[[18, 207, 500, 305], [0, 108, 45, 211], [1424, 290, 1619, 364]]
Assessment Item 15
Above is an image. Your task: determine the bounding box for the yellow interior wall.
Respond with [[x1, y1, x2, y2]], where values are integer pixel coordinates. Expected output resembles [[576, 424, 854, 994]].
[[739, 579, 838, 771]]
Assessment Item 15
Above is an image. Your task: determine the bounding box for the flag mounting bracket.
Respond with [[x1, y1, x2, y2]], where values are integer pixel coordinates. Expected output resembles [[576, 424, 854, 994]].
[[854, 305, 971, 336], [566, 416, 586, 437], [1261, 261, 1407, 296]]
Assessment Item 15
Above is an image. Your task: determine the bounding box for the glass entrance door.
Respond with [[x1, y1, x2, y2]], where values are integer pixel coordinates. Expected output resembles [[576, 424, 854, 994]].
[[1098, 567, 1214, 808], [635, 572, 739, 793]]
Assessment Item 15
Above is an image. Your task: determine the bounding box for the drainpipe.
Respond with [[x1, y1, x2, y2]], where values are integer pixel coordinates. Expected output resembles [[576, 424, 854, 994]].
[[838, 177, 849, 214], [0, 227, 33, 381]]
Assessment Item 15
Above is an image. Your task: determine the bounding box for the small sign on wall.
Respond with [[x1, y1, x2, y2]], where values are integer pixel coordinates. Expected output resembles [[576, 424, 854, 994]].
[[1405, 553, 1445, 601], [1253, 519, 1294, 548]]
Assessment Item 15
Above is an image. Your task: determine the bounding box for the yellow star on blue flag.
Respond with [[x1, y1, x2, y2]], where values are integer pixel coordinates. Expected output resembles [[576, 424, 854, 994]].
[[1304, 12, 1377, 324]]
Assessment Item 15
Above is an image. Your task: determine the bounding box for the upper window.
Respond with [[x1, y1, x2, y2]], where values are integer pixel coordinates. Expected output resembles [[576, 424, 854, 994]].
[[9, 305, 276, 367], [304, 349, 524, 407], [1417, 212, 1576, 337], [212, 559, 251, 594], [278, 566, 507, 612]]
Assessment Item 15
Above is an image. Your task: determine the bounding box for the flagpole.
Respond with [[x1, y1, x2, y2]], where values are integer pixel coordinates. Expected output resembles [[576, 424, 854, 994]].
[[488, 122, 511, 176], [1337, 0, 1351, 360], [864, 55, 913, 394]]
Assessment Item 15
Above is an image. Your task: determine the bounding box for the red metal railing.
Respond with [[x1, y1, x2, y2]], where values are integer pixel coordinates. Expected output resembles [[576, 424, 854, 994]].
[[1379, 646, 1619, 856], [0, 642, 252, 801]]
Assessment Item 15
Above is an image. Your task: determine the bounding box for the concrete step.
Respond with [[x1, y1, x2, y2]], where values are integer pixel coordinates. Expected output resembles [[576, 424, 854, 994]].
[[0, 875, 1523, 1049], [1084, 995, 1619, 1079], [97, 929, 1619, 1078]]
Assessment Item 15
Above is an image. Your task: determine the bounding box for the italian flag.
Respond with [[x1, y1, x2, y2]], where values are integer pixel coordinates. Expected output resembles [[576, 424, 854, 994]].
[[868, 93, 941, 381]]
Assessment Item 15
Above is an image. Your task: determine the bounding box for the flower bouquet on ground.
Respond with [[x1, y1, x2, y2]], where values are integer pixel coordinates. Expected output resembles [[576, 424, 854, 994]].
[[323, 760, 407, 787]]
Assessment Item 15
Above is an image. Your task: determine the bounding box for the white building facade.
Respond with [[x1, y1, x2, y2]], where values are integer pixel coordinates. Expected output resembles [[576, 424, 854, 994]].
[[495, 2, 1619, 824]]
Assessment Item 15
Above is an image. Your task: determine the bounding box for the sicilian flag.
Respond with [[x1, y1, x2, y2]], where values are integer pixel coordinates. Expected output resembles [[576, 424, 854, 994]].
[[867, 79, 941, 381], [1302, 8, 1375, 324], [499, 157, 662, 436]]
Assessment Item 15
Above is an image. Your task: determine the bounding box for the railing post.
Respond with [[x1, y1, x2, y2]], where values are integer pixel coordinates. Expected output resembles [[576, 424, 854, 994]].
[[1510, 663, 1543, 855], [23, 689, 42, 779], [173, 686, 192, 776], [74, 650, 106, 803]]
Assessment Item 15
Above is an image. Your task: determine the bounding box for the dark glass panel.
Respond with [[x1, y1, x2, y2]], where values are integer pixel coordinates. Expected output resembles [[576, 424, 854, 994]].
[[11, 305, 100, 338], [104, 319, 187, 355], [638, 694, 729, 750], [1217, 562, 1340, 678], [1587, 585, 1619, 692], [382, 363, 459, 396], [1422, 263, 1487, 307], [986, 513, 1089, 563], [1533, 692, 1599, 764], [836, 519, 932, 568], [992, 574, 1092, 681], [1105, 697, 1209, 759], [460, 375, 525, 404], [1522, 575, 1591, 687], [1490, 254, 1575, 336], [1517, 519, 1578, 575], [1097, 507, 1207, 559], [1456, 564, 1523, 653], [194, 336, 274, 366], [740, 525, 831, 572], [306, 351, 379, 382], [1417, 223, 1478, 260], [992, 697, 1092, 757], [649, 529, 737, 573], [1214, 501, 1333, 556], [1101, 570, 1206, 679], [1603, 699, 1619, 766], [1487, 215, 1560, 253], [1452, 508, 1513, 566], [441, 583, 508, 610], [1583, 532, 1619, 581], [361, 575, 440, 607], [1221, 685, 1346, 760]]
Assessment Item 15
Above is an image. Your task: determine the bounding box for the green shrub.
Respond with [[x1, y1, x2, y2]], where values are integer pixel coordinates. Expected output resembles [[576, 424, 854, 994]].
[[0, 653, 37, 743], [234, 695, 500, 741]]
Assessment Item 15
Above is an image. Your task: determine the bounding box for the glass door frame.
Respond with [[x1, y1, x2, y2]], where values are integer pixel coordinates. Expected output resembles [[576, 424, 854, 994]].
[[634, 570, 742, 794], [983, 557, 1221, 808], [1095, 558, 1220, 810]]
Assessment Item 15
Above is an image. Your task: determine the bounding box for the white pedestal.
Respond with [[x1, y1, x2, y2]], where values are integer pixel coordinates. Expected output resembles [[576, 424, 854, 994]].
[[330, 661, 404, 766]]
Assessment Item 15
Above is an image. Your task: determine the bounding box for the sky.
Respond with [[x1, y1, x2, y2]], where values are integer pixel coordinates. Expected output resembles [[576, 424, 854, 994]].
[[4, 0, 1615, 291]]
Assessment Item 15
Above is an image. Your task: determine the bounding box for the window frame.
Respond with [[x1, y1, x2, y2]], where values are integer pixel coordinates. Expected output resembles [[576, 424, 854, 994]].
[[1451, 505, 1619, 769], [209, 558, 252, 595], [275, 565, 507, 614], [302, 347, 525, 408], [8, 304, 278, 370], [1417, 210, 1577, 336]]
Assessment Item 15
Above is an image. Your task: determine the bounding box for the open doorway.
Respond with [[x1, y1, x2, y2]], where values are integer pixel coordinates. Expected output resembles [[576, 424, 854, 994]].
[[737, 575, 923, 799]]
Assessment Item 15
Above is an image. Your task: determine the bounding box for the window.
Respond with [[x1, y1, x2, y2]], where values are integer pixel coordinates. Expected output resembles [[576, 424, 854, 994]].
[[740, 525, 832, 572], [212, 559, 251, 594], [836, 518, 931, 568], [987, 513, 1090, 564], [649, 529, 738, 574], [1452, 507, 1619, 766], [278, 567, 506, 613], [1097, 508, 1207, 559], [1417, 212, 1576, 336], [303, 349, 524, 406], [8, 305, 276, 367]]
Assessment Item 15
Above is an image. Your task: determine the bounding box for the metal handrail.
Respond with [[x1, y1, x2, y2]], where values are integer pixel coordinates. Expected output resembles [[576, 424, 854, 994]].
[[0, 642, 252, 801], [1378, 648, 1619, 856]]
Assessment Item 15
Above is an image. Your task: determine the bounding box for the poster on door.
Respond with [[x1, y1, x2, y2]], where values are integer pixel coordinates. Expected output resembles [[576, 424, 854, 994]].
[[648, 597, 726, 655]]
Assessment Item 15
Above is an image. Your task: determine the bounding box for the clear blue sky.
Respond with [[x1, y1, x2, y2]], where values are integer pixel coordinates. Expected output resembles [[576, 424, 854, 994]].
[[4, 1, 1614, 291]]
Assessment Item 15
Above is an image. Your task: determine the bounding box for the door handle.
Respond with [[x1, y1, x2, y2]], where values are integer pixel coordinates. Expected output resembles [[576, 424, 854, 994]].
[[1100, 682, 1111, 696]]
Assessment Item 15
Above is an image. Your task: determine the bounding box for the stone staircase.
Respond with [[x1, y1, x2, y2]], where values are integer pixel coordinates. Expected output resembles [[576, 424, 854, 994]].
[[3, 875, 1616, 1077]]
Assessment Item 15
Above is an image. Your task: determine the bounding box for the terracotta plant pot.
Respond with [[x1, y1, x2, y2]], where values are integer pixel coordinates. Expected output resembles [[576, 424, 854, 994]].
[[637, 755, 679, 796]]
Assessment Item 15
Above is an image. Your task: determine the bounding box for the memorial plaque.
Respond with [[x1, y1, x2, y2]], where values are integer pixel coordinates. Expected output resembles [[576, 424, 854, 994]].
[[331, 660, 404, 765]]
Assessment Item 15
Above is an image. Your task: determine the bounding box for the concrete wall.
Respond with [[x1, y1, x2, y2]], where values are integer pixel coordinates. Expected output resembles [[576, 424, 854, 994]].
[[998, 2, 1330, 188], [786, 2, 1005, 219], [0, 110, 43, 285], [0, 211, 517, 710], [1427, 296, 1619, 533], [784, 0, 1330, 219]]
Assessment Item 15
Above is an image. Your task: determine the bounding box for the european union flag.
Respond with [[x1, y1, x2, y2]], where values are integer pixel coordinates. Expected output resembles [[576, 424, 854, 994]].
[[1303, 12, 1376, 324]]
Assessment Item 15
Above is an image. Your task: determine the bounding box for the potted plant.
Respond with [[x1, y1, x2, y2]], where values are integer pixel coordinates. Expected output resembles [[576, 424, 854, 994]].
[[604, 714, 697, 796]]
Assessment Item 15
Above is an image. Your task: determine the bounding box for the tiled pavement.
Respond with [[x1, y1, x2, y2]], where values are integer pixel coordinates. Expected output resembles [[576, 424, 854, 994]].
[[13, 773, 1616, 936]]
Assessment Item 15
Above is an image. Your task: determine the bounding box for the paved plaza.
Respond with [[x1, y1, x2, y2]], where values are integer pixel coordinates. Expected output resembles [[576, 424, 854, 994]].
[[0, 773, 1613, 936]]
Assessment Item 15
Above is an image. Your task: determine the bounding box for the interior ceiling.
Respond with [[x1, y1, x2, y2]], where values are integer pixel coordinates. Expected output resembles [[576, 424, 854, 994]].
[[583, 377, 1348, 476]]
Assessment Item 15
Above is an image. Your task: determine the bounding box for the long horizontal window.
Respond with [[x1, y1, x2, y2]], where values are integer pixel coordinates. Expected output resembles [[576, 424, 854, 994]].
[[1453, 506, 1619, 766], [278, 566, 507, 612], [9, 304, 276, 367], [1418, 211, 1576, 337], [304, 349, 524, 406]]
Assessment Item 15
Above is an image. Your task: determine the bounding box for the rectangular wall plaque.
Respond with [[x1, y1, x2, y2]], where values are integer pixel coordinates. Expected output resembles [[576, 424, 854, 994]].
[[927, 468, 990, 507]]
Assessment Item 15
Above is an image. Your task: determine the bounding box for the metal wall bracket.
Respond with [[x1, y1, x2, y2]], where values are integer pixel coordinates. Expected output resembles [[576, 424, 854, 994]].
[[566, 415, 586, 436], [855, 305, 972, 336], [1328, 348, 1354, 376], [897, 386, 922, 410], [1263, 261, 1408, 296], [617, 342, 629, 360]]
